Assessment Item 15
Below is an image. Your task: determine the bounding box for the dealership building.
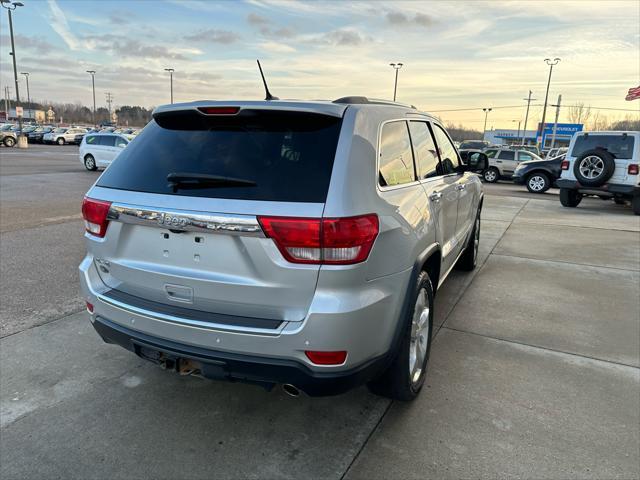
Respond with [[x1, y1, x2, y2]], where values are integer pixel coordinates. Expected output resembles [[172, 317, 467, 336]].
[[484, 123, 583, 149]]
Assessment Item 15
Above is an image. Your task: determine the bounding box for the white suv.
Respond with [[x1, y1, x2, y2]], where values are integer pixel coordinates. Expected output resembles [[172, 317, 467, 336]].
[[557, 131, 639, 215], [79, 133, 129, 171]]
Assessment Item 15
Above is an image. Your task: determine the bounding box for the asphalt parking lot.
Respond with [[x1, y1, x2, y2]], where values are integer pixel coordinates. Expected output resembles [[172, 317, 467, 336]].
[[1, 144, 639, 479]]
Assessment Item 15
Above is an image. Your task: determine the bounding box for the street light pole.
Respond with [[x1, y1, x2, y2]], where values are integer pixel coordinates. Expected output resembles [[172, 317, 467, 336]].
[[539, 58, 560, 149], [389, 63, 403, 102], [20, 71, 30, 121], [164, 68, 174, 104], [2, 0, 25, 146], [482, 108, 492, 134], [86, 70, 96, 126], [521, 90, 537, 145], [512, 120, 521, 143]]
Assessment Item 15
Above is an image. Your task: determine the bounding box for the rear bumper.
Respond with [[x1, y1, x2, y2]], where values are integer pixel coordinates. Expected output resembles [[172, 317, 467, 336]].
[[556, 179, 639, 196], [79, 254, 411, 392], [92, 315, 387, 396]]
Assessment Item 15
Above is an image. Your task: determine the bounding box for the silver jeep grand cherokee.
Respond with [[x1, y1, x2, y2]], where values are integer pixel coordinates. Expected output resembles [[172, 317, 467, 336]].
[[79, 97, 485, 400]]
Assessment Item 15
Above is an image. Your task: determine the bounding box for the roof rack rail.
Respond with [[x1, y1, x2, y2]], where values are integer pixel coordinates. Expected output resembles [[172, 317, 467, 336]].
[[333, 96, 416, 109]]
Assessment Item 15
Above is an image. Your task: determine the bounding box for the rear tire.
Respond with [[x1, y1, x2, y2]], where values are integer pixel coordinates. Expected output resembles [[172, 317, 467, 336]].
[[483, 167, 499, 183], [456, 207, 481, 271], [572, 149, 615, 187], [84, 155, 97, 171], [560, 188, 582, 208], [57, 137, 65, 145], [3, 137, 15, 147], [632, 196, 640, 216], [367, 271, 434, 401], [526, 172, 550, 193]]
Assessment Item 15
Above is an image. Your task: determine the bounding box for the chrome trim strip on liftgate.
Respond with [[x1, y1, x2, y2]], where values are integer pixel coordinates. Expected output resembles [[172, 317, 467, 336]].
[[107, 203, 265, 236]]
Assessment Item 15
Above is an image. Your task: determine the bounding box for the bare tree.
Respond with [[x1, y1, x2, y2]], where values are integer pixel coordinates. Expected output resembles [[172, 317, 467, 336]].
[[567, 102, 592, 125], [589, 111, 610, 130]]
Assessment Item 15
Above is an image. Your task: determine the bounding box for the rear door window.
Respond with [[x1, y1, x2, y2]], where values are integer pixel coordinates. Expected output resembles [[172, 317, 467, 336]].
[[497, 150, 515, 160], [571, 134, 635, 159], [408, 121, 440, 179], [379, 121, 416, 187], [97, 110, 343, 203], [99, 136, 116, 147], [518, 152, 534, 161], [86, 135, 98, 145]]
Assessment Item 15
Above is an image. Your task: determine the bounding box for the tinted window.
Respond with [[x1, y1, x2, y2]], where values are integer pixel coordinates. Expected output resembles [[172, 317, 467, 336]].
[[497, 150, 515, 160], [518, 152, 534, 161], [431, 124, 460, 174], [379, 121, 415, 186], [99, 136, 116, 147], [459, 140, 487, 150], [86, 135, 98, 145], [484, 149, 497, 158], [97, 111, 342, 203], [409, 122, 440, 179], [571, 134, 635, 159]]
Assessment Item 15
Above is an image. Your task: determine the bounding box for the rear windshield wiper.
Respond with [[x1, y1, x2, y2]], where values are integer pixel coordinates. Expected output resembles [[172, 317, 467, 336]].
[[167, 173, 257, 191]]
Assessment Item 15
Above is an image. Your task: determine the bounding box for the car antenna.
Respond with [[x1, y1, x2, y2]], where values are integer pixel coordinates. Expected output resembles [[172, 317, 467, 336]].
[[257, 59, 279, 101]]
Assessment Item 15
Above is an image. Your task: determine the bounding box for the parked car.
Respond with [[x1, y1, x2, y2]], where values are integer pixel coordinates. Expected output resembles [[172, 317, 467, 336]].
[[1, 129, 17, 147], [28, 126, 54, 143], [557, 131, 639, 214], [459, 140, 490, 150], [79, 97, 487, 400], [79, 133, 129, 170], [482, 147, 542, 182], [512, 153, 565, 193], [44, 127, 88, 145]]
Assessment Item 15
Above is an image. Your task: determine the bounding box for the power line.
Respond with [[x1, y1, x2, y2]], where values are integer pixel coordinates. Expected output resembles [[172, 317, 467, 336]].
[[431, 104, 639, 113]]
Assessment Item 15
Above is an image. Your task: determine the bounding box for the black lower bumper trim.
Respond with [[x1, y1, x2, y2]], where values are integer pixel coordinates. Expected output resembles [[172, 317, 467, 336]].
[[556, 179, 639, 195], [92, 316, 388, 396], [102, 289, 282, 330]]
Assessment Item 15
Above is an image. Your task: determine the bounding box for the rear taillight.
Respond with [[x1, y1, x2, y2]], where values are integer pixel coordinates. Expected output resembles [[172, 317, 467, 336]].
[[305, 350, 347, 365], [628, 164, 639, 175], [86, 301, 94, 313], [258, 214, 379, 265], [561, 160, 570, 170], [82, 197, 112, 238]]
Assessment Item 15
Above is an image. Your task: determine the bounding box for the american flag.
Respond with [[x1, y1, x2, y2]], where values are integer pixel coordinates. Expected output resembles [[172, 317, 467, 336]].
[[625, 86, 640, 101]]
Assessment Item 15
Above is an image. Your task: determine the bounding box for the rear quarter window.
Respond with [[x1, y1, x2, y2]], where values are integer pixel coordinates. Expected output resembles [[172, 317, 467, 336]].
[[96, 110, 343, 203], [571, 134, 635, 159]]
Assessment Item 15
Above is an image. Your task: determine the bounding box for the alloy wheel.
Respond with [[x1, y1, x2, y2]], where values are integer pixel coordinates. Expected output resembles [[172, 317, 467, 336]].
[[528, 175, 546, 192], [409, 289, 430, 385], [579, 156, 604, 179]]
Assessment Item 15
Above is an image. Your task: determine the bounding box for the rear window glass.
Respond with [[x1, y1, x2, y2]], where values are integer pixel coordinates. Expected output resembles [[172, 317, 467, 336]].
[[97, 110, 343, 202], [571, 134, 635, 159]]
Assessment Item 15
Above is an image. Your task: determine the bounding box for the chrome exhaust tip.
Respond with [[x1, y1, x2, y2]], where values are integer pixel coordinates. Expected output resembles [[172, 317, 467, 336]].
[[282, 384, 300, 397]]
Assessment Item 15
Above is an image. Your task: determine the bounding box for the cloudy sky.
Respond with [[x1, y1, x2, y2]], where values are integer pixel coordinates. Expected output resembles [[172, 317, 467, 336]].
[[0, 0, 638, 129]]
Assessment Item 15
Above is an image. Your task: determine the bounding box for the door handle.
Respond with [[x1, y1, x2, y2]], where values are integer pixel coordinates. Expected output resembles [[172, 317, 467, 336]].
[[456, 184, 466, 191], [429, 191, 443, 202]]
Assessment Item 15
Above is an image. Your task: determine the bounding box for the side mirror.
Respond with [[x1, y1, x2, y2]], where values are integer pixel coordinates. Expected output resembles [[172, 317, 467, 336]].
[[470, 152, 488, 171], [463, 152, 488, 172]]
